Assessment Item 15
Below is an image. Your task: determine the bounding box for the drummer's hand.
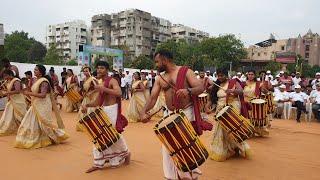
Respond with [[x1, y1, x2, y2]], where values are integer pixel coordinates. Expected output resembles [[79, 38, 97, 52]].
[[94, 85, 105, 91], [81, 105, 88, 113], [140, 112, 151, 123], [225, 89, 234, 95], [176, 89, 188, 98]]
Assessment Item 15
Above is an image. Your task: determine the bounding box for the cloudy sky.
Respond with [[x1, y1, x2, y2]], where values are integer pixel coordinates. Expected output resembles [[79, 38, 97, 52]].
[[1, 0, 319, 46]]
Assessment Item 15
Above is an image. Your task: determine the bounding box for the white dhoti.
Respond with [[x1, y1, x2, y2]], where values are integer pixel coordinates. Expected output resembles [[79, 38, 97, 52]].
[[162, 106, 202, 180], [92, 104, 129, 168]]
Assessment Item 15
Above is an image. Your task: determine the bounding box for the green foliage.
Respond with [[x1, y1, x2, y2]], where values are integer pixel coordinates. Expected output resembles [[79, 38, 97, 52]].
[[155, 34, 247, 70], [44, 43, 63, 65], [131, 55, 154, 70], [66, 59, 78, 66], [28, 41, 47, 63], [4, 31, 46, 63], [264, 61, 282, 75]]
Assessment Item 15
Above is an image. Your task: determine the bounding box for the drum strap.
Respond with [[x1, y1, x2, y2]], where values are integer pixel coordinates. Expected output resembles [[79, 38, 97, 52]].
[[173, 66, 212, 135], [99, 76, 128, 134]]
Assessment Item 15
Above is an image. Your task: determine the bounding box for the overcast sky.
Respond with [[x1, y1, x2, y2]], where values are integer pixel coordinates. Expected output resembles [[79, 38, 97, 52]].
[[1, 0, 319, 46]]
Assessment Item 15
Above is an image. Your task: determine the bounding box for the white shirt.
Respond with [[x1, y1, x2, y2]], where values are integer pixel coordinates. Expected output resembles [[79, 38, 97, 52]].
[[289, 92, 308, 102], [125, 74, 132, 85], [310, 90, 320, 104], [271, 79, 279, 86], [266, 75, 273, 81], [121, 77, 126, 87], [292, 77, 301, 86], [274, 91, 289, 102], [312, 79, 320, 89]]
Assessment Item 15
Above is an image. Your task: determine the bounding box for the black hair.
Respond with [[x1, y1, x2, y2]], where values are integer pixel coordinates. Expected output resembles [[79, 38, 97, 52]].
[[49, 69, 55, 73], [259, 70, 266, 75], [2, 58, 10, 68], [24, 71, 32, 76], [92, 71, 97, 77], [83, 66, 91, 72], [67, 69, 74, 75], [135, 71, 141, 80], [216, 68, 229, 76], [154, 49, 173, 60], [36, 64, 54, 88], [96, 61, 110, 70], [3, 69, 14, 77]]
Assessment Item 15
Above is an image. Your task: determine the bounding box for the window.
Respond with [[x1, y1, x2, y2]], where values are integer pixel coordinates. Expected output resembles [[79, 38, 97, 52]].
[[258, 53, 261, 56], [305, 53, 309, 58], [306, 45, 310, 51], [264, 52, 267, 56], [281, 46, 285, 51]]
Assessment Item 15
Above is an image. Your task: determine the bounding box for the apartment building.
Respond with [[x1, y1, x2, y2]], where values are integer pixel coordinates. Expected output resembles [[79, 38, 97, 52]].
[[46, 20, 89, 61], [91, 14, 112, 47], [171, 24, 209, 44], [91, 9, 209, 59], [151, 16, 172, 52]]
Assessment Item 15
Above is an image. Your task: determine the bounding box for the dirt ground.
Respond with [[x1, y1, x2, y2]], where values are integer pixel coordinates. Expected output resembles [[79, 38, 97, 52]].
[[0, 99, 320, 180]]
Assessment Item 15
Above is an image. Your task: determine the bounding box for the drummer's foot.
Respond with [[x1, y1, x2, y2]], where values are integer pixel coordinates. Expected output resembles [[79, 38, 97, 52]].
[[85, 166, 101, 173], [124, 152, 131, 165]]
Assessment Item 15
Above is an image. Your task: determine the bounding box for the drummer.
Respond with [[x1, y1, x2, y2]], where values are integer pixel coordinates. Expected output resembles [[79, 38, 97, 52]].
[[243, 69, 269, 137], [207, 68, 252, 162], [140, 49, 212, 180], [64, 69, 80, 112], [81, 61, 130, 173], [77, 65, 100, 131], [198, 71, 213, 120]]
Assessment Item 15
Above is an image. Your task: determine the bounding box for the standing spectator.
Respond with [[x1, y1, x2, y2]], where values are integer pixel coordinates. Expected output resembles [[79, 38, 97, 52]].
[[195, 71, 199, 79], [280, 72, 293, 92], [292, 72, 302, 88], [147, 71, 153, 94], [121, 74, 127, 99], [61, 67, 68, 89], [289, 85, 308, 122], [266, 70, 274, 81], [125, 70, 132, 100], [310, 83, 320, 122]]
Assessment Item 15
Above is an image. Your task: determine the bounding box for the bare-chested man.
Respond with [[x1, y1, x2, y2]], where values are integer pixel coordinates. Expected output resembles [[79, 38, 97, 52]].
[[81, 61, 130, 173], [0, 58, 19, 78], [140, 50, 205, 180]]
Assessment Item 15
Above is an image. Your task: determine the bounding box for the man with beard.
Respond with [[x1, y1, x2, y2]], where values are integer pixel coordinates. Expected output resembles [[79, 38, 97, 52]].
[[140, 49, 212, 180]]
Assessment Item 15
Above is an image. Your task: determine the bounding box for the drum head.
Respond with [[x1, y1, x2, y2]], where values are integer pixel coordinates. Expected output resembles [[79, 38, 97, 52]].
[[251, 98, 266, 104], [158, 114, 180, 129], [216, 106, 230, 118], [198, 93, 208, 98]]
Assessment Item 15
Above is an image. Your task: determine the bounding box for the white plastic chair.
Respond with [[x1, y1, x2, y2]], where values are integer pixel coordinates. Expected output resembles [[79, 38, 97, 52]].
[[286, 101, 310, 122]]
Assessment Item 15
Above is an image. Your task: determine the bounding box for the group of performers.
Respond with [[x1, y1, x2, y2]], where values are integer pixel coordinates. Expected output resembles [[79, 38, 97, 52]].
[[0, 51, 276, 179]]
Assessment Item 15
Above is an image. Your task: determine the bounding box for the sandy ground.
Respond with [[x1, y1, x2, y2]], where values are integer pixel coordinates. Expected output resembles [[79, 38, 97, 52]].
[[0, 98, 320, 180]]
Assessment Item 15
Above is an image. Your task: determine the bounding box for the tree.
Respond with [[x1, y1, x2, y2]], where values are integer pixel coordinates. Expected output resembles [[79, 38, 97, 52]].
[[264, 61, 282, 75], [4, 31, 33, 62], [66, 59, 78, 66], [44, 43, 63, 65], [27, 41, 47, 63], [131, 55, 154, 70]]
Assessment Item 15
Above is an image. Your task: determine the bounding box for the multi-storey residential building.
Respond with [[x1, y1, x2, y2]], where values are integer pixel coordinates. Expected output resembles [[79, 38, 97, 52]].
[[110, 9, 152, 58], [171, 24, 209, 44], [46, 20, 89, 61], [151, 16, 172, 53], [91, 14, 112, 47], [90, 9, 209, 59]]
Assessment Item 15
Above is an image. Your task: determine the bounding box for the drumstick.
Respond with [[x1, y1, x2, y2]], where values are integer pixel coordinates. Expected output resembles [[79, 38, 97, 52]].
[[142, 106, 166, 121], [212, 81, 227, 91]]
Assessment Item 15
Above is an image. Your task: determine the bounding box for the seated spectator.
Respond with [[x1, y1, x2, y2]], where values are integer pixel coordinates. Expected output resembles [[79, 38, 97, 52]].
[[274, 84, 290, 118], [289, 85, 308, 123]]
